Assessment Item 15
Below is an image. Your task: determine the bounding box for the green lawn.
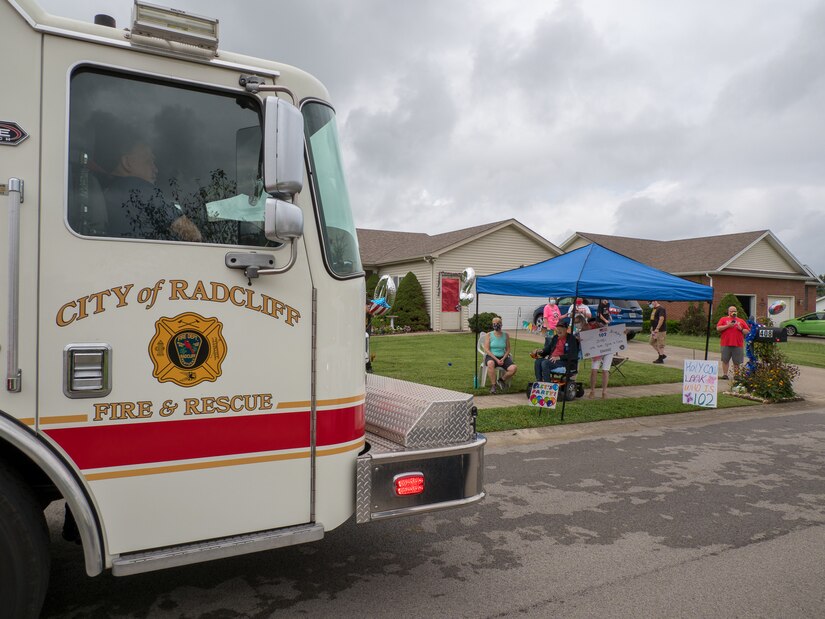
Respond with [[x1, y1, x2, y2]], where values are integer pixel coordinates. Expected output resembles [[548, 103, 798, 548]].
[[370, 332, 683, 397], [663, 333, 825, 369], [476, 394, 757, 433], [369, 332, 759, 431]]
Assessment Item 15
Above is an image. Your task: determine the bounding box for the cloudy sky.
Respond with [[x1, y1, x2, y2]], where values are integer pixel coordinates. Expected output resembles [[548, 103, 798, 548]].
[[40, 0, 825, 275]]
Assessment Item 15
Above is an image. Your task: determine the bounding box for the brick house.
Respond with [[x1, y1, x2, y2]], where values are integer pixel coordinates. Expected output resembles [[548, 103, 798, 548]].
[[560, 230, 820, 323]]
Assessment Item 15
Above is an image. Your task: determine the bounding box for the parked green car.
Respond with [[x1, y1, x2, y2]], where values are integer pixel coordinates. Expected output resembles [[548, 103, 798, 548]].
[[781, 312, 825, 337]]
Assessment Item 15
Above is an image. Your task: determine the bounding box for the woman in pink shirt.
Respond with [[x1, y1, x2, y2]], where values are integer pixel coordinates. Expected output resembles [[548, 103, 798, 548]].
[[543, 297, 561, 333]]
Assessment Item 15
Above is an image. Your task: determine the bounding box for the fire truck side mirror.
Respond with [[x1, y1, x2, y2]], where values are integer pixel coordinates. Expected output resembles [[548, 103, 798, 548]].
[[263, 97, 304, 196], [264, 198, 303, 243]]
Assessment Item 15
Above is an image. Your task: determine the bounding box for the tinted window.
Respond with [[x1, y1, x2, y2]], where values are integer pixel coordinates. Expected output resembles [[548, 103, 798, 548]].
[[68, 68, 272, 246]]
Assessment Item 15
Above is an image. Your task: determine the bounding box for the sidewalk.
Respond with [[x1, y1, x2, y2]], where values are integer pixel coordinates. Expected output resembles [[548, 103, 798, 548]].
[[475, 335, 825, 409]]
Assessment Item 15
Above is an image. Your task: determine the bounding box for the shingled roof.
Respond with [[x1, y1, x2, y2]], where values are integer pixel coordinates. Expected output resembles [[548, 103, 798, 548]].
[[358, 219, 554, 266], [570, 230, 774, 274]]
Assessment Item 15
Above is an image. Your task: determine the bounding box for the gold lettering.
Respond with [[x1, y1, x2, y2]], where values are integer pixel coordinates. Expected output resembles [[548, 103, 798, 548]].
[[183, 398, 200, 415], [169, 279, 190, 301], [137, 401, 153, 418], [259, 394, 273, 410], [190, 280, 209, 301], [87, 290, 111, 315], [286, 306, 301, 326], [210, 281, 230, 303], [110, 284, 134, 307], [230, 395, 245, 412], [229, 286, 247, 307], [76, 296, 89, 321], [56, 301, 78, 327], [201, 397, 216, 414], [215, 395, 231, 413], [93, 403, 110, 421], [245, 289, 262, 311]]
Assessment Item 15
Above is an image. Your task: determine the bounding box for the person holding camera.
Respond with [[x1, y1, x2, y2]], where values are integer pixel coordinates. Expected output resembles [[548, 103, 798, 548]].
[[716, 306, 750, 380]]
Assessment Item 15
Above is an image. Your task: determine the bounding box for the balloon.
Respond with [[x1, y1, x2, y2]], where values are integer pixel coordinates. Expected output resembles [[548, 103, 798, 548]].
[[768, 300, 786, 315], [458, 267, 476, 306], [374, 275, 396, 308], [367, 297, 391, 316]]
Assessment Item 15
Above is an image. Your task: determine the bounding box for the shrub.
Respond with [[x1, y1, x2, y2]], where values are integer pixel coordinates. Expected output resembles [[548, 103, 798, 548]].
[[665, 319, 680, 335], [469, 312, 497, 334], [393, 272, 430, 332], [365, 272, 380, 301], [734, 341, 800, 401], [712, 293, 746, 324], [680, 302, 708, 336]]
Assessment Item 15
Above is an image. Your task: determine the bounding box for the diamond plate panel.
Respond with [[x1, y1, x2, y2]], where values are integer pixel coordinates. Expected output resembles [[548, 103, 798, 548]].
[[355, 453, 373, 523], [365, 374, 474, 448]]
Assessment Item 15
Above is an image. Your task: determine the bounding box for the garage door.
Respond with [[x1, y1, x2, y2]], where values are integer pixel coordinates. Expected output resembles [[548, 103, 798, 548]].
[[768, 295, 794, 325]]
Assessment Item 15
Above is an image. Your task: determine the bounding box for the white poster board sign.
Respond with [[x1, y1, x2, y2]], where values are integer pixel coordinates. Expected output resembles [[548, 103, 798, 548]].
[[682, 360, 718, 408], [579, 324, 628, 359], [528, 382, 559, 409]]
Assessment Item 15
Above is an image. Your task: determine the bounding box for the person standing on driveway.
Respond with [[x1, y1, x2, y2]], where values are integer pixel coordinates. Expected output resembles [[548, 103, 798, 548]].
[[542, 297, 562, 334], [649, 300, 667, 363], [716, 306, 750, 379]]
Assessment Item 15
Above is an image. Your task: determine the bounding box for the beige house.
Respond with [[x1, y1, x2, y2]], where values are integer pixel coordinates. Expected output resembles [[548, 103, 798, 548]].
[[560, 230, 820, 322], [358, 219, 561, 331]]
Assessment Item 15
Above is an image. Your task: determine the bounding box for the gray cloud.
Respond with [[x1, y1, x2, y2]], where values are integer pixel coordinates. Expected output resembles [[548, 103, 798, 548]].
[[37, 0, 825, 274]]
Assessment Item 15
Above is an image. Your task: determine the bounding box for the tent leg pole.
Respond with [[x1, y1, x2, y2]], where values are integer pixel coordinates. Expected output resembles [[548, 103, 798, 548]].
[[474, 295, 480, 388], [704, 301, 712, 360]]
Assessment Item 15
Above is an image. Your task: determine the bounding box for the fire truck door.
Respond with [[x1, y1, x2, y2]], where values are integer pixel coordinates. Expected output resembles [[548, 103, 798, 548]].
[[37, 46, 313, 554]]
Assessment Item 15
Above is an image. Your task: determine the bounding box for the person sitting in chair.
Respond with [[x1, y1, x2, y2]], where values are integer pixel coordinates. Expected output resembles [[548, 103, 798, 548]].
[[532, 318, 579, 382], [483, 316, 518, 394]]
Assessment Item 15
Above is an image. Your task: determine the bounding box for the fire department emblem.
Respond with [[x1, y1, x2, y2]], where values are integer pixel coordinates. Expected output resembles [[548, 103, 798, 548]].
[[149, 312, 227, 387]]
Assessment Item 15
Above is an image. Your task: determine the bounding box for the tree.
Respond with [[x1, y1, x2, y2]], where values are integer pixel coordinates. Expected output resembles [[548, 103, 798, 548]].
[[393, 272, 430, 332], [679, 302, 708, 336], [712, 293, 746, 325], [365, 272, 380, 302], [817, 275, 824, 297]]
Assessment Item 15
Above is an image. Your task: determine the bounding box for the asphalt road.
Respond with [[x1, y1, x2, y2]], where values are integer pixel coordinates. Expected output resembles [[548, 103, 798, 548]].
[[42, 401, 825, 618]]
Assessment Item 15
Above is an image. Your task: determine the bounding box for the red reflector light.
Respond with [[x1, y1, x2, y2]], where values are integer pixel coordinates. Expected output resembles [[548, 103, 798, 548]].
[[394, 473, 425, 496], [609, 307, 620, 314]]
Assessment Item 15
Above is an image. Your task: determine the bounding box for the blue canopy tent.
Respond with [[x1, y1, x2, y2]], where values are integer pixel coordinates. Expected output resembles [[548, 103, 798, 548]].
[[476, 243, 713, 302], [475, 244, 715, 416]]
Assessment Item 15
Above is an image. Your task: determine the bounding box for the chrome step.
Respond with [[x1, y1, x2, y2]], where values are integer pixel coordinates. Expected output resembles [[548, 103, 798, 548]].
[[112, 523, 324, 576]]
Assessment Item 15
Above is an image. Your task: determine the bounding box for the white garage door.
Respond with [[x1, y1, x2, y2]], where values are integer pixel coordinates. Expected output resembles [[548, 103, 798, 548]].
[[767, 295, 794, 325]]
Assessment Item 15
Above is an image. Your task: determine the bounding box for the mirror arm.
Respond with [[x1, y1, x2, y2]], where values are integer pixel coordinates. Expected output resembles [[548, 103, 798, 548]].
[[252, 239, 299, 277]]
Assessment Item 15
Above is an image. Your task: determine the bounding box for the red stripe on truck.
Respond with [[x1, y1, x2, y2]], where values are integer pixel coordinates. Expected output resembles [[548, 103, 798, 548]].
[[44, 404, 365, 470]]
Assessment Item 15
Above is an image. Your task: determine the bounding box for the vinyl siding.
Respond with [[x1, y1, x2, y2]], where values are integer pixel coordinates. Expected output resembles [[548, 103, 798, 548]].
[[566, 237, 591, 251], [376, 260, 434, 329], [434, 227, 560, 330], [728, 239, 798, 273]]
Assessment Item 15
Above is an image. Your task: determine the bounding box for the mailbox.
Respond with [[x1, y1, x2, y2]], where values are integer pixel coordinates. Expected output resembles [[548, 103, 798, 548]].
[[754, 327, 787, 343]]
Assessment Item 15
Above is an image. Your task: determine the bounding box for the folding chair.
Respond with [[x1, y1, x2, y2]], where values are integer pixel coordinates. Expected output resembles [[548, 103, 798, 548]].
[[610, 355, 628, 379], [477, 332, 512, 389]]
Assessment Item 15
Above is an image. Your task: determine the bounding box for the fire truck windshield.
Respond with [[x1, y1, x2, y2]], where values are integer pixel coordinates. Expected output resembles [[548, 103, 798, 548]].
[[302, 102, 363, 278]]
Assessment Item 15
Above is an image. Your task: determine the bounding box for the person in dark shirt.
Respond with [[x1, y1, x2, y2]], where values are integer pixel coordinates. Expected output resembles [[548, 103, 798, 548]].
[[649, 300, 667, 363], [102, 135, 201, 242], [532, 319, 579, 382], [596, 299, 611, 326]]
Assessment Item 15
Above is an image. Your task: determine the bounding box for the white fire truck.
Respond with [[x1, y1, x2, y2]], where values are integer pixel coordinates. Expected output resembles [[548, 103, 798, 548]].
[[0, 2, 485, 615]]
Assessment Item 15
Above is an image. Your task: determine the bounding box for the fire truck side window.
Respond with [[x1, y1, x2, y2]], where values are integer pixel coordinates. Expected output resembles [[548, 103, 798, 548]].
[[302, 102, 363, 277], [67, 68, 275, 247]]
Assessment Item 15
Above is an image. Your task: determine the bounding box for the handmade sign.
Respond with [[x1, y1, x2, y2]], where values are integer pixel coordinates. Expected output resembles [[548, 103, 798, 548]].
[[528, 381, 559, 409], [682, 360, 718, 408], [578, 324, 628, 359]]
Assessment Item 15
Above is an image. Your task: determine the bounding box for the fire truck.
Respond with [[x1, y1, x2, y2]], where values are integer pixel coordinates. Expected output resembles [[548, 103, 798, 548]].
[[0, 2, 485, 615]]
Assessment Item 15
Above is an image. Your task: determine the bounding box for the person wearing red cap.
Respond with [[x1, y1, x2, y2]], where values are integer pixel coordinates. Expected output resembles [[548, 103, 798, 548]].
[[566, 297, 592, 321]]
